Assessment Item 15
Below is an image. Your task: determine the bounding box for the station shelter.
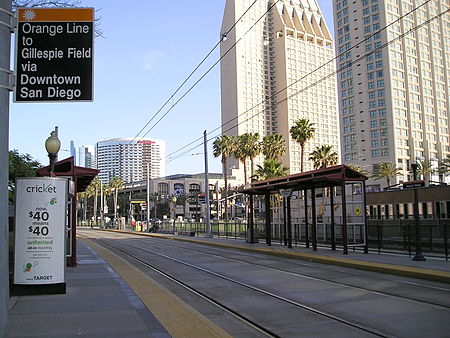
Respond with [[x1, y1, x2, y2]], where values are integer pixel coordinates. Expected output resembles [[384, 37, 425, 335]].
[[36, 156, 99, 266], [240, 165, 369, 254]]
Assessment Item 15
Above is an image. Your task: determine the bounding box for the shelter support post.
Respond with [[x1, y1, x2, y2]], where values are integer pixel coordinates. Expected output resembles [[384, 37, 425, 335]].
[[283, 197, 287, 246], [265, 193, 271, 246], [341, 181, 348, 254], [248, 194, 255, 243], [304, 189, 309, 248], [287, 197, 292, 249], [363, 181, 368, 253], [330, 186, 336, 251], [311, 187, 317, 251]]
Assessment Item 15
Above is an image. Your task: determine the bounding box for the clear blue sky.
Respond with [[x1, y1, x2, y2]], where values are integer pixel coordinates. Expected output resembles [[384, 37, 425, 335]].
[[9, 0, 333, 175]]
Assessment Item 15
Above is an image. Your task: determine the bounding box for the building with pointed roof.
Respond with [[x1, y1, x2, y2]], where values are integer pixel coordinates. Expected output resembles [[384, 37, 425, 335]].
[[220, 0, 339, 181]]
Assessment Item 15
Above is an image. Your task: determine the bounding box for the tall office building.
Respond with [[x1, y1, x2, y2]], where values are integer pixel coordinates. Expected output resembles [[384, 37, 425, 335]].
[[220, 0, 339, 179], [96, 138, 166, 184], [78, 145, 96, 169], [70, 141, 77, 165], [333, 0, 450, 189]]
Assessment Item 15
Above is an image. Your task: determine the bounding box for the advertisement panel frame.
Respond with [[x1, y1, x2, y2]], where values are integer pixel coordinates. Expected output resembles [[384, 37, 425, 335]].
[[14, 177, 68, 293]]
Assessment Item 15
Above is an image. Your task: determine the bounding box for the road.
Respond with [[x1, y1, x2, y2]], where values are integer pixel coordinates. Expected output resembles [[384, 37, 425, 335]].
[[79, 230, 450, 338]]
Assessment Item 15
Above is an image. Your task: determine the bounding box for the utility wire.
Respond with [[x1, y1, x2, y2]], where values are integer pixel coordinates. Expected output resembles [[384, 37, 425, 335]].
[[166, 0, 437, 161], [167, 2, 449, 164], [129, 0, 259, 144], [138, 0, 281, 142]]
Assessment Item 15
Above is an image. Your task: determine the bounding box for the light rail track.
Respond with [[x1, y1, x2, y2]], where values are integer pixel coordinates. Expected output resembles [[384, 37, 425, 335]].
[[80, 232, 399, 337]]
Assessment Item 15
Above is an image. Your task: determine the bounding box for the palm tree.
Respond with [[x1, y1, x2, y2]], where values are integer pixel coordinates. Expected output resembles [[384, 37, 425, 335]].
[[235, 134, 249, 185], [245, 133, 260, 181], [417, 159, 433, 184], [85, 183, 96, 225], [372, 162, 402, 187], [77, 191, 87, 224], [290, 118, 315, 172], [346, 163, 369, 176], [213, 135, 235, 221], [252, 159, 289, 181], [88, 176, 101, 225], [109, 177, 124, 225], [261, 134, 286, 162], [309, 145, 339, 170], [438, 155, 450, 181]]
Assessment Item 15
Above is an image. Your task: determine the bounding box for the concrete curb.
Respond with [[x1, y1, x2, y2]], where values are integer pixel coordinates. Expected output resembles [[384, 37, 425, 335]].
[[103, 229, 450, 284]]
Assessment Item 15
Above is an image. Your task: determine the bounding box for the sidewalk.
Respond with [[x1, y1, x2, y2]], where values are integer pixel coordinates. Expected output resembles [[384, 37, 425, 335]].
[[8, 240, 170, 338]]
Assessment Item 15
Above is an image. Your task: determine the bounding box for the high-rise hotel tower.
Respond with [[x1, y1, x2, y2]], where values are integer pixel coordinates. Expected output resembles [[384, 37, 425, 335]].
[[96, 138, 166, 184], [220, 0, 339, 179], [333, 0, 450, 189]]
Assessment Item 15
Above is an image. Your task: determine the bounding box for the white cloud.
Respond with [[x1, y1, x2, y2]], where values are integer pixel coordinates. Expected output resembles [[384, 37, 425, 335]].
[[143, 50, 165, 70]]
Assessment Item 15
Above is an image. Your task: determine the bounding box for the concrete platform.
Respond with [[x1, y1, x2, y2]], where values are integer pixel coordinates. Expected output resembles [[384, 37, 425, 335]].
[[8, 229, 450, 337], [8, 241, 170, 338]]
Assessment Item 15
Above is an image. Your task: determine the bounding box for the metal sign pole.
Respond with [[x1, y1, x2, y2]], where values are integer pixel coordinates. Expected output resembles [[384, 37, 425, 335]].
[[0, 1, 12, 335]]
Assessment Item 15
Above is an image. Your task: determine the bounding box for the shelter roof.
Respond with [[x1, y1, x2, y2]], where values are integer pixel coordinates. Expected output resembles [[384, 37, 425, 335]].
[[36, 156, 99, 192], [240, 165, 368, 195]]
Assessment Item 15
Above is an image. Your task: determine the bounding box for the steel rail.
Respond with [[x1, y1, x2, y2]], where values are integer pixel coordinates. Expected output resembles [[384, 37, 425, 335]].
[[87, 234, 390, 337]]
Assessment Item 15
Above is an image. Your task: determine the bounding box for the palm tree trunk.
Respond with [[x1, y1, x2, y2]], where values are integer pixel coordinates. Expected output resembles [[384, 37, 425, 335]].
[[243, 161, 248, 185], [114, 190, 118, 226], [223, 160, 228, 225], [83, 195, 87, 223], [300, 144, 304, 172], [93, 190, 98, 225]]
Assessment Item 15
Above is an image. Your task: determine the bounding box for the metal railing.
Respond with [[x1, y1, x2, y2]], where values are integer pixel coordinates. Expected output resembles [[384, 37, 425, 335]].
[[92, 216, 449, 260], [367, 219, 449, 260]]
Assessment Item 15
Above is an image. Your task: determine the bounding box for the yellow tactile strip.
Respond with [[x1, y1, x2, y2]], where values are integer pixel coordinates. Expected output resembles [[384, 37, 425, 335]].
[[104, 230, 450, 284], [79, 237, 232, 338]]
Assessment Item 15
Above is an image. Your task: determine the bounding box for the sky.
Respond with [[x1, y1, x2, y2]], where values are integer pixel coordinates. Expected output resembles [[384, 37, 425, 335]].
[[9, 0, 334, 175]]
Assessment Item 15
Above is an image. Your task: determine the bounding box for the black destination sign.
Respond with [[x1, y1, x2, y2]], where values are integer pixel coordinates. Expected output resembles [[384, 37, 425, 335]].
[[14, 8, 94, 102]]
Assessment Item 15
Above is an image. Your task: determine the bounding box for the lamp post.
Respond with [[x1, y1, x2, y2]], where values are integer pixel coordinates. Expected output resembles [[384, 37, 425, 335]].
[[45, 130, 61, 175], [411, 162, 425, 261], [171, 195, 177, 234]]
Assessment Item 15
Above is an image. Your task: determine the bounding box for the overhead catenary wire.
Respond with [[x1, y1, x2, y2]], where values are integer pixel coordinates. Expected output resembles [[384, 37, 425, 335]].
[[129, 0, 260, 144], [166, 0, 440, 161], [167, 2, 449, 164], [138, 1, 281, 142]]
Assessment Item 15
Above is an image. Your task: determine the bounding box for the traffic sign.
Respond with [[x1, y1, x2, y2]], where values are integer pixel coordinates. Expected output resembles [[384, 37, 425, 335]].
[[14, 8, 94, 102]]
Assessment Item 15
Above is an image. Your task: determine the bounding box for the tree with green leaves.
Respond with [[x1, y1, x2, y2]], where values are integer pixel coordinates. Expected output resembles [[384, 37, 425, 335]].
[[372, 162, 402, 187], [8, 150, 41, 203], [252, 159, 289, 181], [245, 133, 261, 181], [309, 145, 339, 170], [438, 154, 450, 180], [88, 176, 101, 224], [261, 134, 286, 162], [213, 134, 235, 222], [234, 137, 248, 184], [234, 133, 261, 185], [290, 118, 315, 172], [417, 159, 433, 183], [346, 163, 369, 176], [109, 177, 124, 225]]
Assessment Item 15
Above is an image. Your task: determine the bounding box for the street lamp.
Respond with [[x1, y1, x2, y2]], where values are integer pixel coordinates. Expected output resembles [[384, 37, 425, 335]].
[[411, 162, 425, 261], [171, 196, 177, 234], [45, 131, 61, 175]]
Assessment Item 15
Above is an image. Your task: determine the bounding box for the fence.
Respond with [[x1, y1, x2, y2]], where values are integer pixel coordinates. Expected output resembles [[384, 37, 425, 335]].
[[367, 219, 449, 260], [93, 217, 450, 260]]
